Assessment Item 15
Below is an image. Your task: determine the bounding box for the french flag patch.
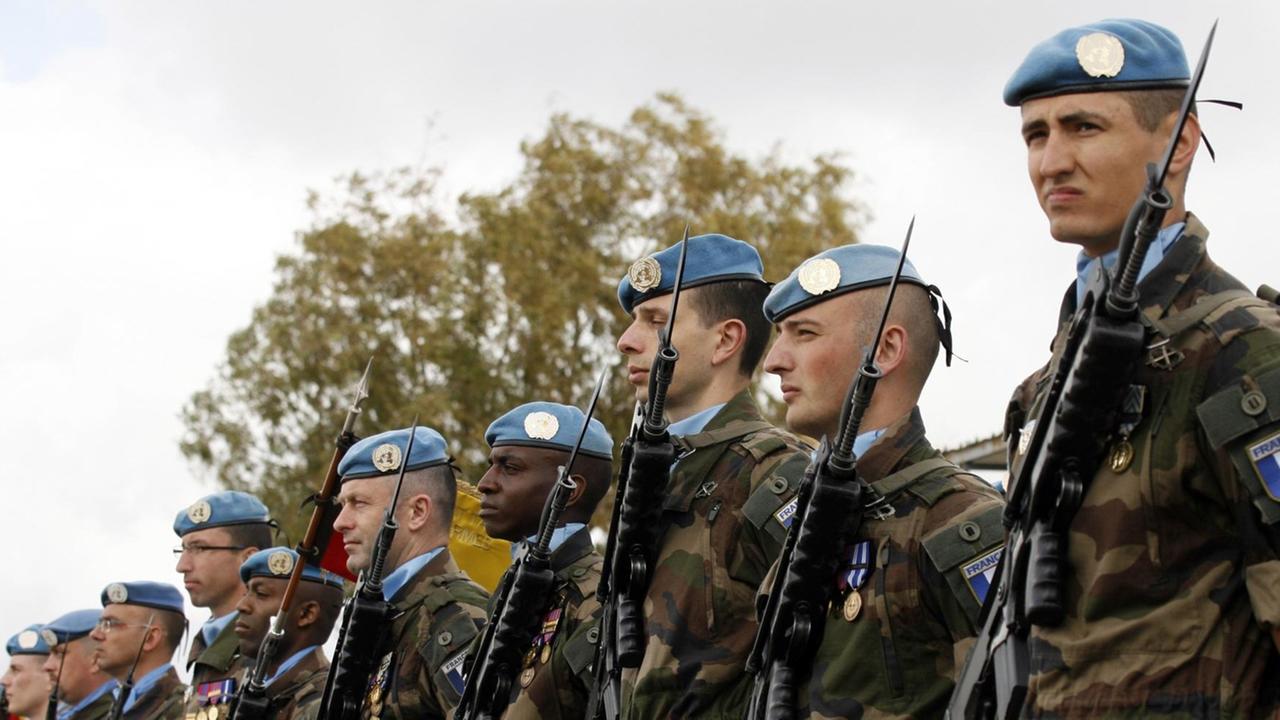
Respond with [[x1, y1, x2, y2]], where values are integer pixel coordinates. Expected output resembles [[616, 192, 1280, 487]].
[[961, 547, 1003, 605], [1249, 432, 1280, 502]]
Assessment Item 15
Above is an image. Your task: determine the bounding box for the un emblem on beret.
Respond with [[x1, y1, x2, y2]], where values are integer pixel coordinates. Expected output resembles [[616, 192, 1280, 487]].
[[267, 550, 295, 576], [523, 411, 560, 441], [17, 630, 39, 650], [40, 629, 58, 647], [628, 257, 662, 292], [372, 443, 402, 473], [186, 500, 213, 524], [1076, 32, 1124, 78], [797, 258, 841, 295], [106, 583, 129, 604]]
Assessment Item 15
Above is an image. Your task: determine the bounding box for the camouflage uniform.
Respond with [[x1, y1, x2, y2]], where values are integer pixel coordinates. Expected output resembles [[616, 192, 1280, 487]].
[[620, 389, 812, 719], [360, 549, 490, 720], [121, 667, 187, 720], [1006, 215, 1280, 717], [759, 408, 1005, 719], [252, 647, 329, 720], [67, 686, 115, 720], [484, 526, 603, 719], [182, 621, 242, 720]]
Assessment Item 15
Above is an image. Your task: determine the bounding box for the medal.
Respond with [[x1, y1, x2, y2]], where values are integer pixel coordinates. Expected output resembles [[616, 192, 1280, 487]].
[[1109, 440, 1134, 473], [540, 643, 552, 665], [519, 666, 536, 688], [196, 710, 208, 720], [842, 591, 862, 622]]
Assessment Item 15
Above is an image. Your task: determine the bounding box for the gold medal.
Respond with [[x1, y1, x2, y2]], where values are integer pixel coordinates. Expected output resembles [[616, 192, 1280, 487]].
[[369, 699, 383, 719], [519, 666, 536, 688], [1109, 439, 1134, 473], [540, 643, 552, 665], [196, 709, 208, 720], [368, 685, 382, 706], [842, 591, 862, 622]]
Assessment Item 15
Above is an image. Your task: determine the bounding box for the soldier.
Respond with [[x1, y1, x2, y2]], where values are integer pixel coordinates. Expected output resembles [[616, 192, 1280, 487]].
[[332, 425, 490, 719], [473, 401, 614, 718], [42, 610, 115, 720], [991, 19, 1280, 717], [172, 491, 273, 701], [758, 244, 1005, 717], [89, 582, 187, 720], [230, 547, 345, 720], [613, 233, 813, 718], [2, 625, 52, 719]]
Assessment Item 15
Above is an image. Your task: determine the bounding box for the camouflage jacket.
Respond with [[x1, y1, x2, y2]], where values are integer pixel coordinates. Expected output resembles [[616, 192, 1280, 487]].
[[361, 549, 490, 720], [756, 408, 1005, 719], [1006, 215, 1280, 718], [620, 389, 813, 719], [122, 667, 187, 720], [484, 526, 604, 719], [187, 618, 243, 690], [67, 684, 115, 720], [257, 646, 328, 720]]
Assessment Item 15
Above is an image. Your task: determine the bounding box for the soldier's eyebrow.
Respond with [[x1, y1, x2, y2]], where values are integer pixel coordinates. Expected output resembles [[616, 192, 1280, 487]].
[[780, 317, 823, 333]]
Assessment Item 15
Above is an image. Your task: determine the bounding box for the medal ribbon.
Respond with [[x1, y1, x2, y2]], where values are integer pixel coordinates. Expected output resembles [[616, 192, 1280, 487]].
[[836, 540, 873, 592]]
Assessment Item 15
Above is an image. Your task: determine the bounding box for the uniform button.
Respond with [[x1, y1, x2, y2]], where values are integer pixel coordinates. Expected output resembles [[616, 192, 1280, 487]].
[[437, 631, 453, 646], [1242, 390, 1268, 417], [572, 568, 588, 578], [586, 627, 599, 644], [769, 476, 788, 494], [959, 521, 982, 542]]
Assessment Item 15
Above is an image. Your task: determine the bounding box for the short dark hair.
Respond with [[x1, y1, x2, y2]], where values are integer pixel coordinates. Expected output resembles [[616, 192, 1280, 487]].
[[296, 582, 345, 645], [1118, 88, 1194, 132], [156, 611, 187, 655], [223, 522, 274, 551], [686, 280, 773, 375], [571, 455, 612, 520], [402, 465, 457, 527]]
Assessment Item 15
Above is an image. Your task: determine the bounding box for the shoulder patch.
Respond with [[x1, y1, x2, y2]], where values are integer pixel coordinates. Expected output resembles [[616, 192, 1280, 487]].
[[959, 547, 1003, 605], [742, 452, 808, 545], [1197, 366, 1280, 450], [921, 502, 1005, 622], [440, 649, 467, 696]]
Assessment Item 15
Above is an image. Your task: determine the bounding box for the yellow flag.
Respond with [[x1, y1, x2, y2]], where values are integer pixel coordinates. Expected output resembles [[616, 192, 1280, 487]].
[[448, 482, 512, 592]]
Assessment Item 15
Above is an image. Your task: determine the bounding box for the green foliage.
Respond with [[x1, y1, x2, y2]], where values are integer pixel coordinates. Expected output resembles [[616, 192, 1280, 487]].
[[180, 93, 864, 539]]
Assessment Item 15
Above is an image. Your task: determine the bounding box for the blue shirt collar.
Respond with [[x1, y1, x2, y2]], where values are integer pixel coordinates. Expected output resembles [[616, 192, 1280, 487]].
[[381, 546, 445, 601], [853, 428, 886, 458], [120, 663, 172, 713], [61, 680, 116, 720], [263, 645, 322, 687], [511, 523, 586, 559], [1074, 222, 1185, 306], [200, 612, 236, 647], [667, 403, 726, 437]]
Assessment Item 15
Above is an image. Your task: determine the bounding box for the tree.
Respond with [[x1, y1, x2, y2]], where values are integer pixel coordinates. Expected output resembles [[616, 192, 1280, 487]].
[[180, 93, 865, 539]]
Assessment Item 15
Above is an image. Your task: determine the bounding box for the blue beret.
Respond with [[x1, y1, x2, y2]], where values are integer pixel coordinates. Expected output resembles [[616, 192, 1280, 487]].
[[100, 581, 186, 615], [617, 233, 765, 315], [485, 402, 614, 461], [1004, 19, 1189, 106], [6, 624, 50, 655], [764, 244, 926, 322], [239, 547, 345, 588], [41, 609, 101, 645], [338, 426, 450, 481], [173, 490, 272, 537]]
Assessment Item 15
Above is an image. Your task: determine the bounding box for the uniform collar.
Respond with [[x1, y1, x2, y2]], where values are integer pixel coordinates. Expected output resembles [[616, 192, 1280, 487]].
[[263, 645, 323, 687], [667, 403, 726, 437], [850, 407, 929, 483], [61, 680, 116, 720], [381, 546, 445, 602], [513, 523, 586, 560], [200, 612, 236, 647], [120, 663, 172, 713], [1074, 221, 1185, 307]]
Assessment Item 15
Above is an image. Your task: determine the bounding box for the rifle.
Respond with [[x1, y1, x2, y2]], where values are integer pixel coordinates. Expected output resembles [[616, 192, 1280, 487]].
[[588, 228, 690, 720], [231, 360, 372, 720], [106, 614, 156, 720], [457, 372, 608, 720], [316, 416, 421, 720], [746, 220, 916, 720], [947, 24, 1218, 720]]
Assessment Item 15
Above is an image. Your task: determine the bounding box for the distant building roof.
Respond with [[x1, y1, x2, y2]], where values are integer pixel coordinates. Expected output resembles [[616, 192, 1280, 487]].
[[943, 433, 1007, 471]]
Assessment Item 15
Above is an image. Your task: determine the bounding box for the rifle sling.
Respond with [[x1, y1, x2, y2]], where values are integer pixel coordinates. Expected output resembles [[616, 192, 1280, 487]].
[[866, 457, 955, 505], [1141, 288, 1255, 339]]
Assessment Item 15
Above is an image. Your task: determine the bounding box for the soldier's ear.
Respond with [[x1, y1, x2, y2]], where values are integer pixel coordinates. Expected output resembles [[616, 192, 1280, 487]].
[[295, 600, 320, 630], [711, 318, 747, 368], [403, 493, 433, 532], [565, 473, 587, 507]]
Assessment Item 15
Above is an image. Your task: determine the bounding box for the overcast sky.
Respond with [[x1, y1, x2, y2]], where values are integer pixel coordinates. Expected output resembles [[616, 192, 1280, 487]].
[[3, 1, 1277, 668]]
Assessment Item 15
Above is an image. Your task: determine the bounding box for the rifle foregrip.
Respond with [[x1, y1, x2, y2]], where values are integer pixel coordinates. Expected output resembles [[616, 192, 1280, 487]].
[[1024, 520, 1066, 627], [764, 664, 799, 720], [616, 596, 645, 667]]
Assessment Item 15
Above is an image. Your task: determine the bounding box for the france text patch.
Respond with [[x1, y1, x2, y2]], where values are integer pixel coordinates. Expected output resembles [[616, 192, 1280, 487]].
[[773, 496, 799, 530], [1249, 432, 1280, 502], [442, 650, 467, 695], [961, 547, 1003, 604]]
